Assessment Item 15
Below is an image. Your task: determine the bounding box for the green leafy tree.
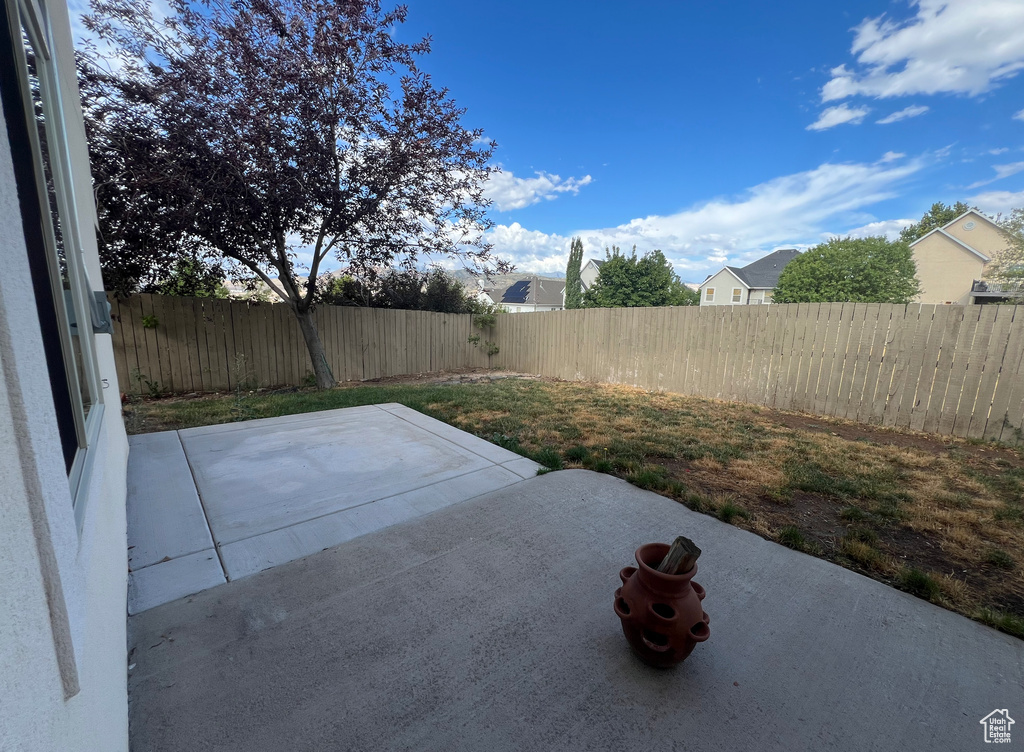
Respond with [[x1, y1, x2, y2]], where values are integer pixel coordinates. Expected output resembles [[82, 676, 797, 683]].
[[990, 208, 1024, 283], [149, 257, 228, 298], [318, 269, 485, 313], [583, 246, 694, 307], [900, 202, 972, 243], [773, 236, 921, 304], [564, 237, 584, 309], [81, 0, 509, 388]]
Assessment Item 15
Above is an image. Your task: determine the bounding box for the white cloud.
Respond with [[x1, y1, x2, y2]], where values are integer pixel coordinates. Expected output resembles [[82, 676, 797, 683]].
[[989, 147, 1010, 155], [836, 218, 917, 240], [879, 151, 906, 163], [876, 105, 930, 124], [486, 154, 927, 280], [1014, 109, 1024, 122], [967, 161, 1024, 189], [484, 170, 593, 211], [807, 104, 871, 131], [969, 189, 1024, 217], [822, 0, 1024, 102]]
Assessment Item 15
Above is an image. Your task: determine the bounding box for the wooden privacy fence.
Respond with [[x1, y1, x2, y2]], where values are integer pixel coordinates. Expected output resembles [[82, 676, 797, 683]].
[[492, 303, 1024, 444], [109, 294, 489, 395], [110, 295, 1024, 444]]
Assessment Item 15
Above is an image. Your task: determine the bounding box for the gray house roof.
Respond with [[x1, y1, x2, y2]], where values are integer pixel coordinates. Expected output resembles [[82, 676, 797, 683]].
[[496, 276, 565, 307], [724, 248, 800, 289]]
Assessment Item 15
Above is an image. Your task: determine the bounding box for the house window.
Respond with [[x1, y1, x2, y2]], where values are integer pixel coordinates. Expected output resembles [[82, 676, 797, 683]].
[[732, 288, 742, 303], [6, 0, 104, 510], [705, 287, 715, 302]]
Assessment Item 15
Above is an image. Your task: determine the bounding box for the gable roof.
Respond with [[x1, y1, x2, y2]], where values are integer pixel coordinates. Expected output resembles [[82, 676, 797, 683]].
[[942, 208, 1003, 234], [911, 227, 991, 262], [701, 267, 749, 289], [736, 248, 801, 288]]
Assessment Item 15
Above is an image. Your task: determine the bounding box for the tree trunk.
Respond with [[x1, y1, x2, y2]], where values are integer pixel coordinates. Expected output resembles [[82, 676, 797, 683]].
[[292, 306, 337, 389]]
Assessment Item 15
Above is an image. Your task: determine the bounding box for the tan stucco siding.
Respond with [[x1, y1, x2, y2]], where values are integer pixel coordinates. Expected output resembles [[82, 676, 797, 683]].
[[699, 268, 747, 306], [912, 233, 986, 305], [942, 212, 1008, 260]]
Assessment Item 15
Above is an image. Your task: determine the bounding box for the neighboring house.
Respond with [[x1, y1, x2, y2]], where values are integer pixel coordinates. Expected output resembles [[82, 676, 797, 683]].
[[490, 276, 565, 313], [910, 209, 1015, 305], [563, 257, 605, 307], [699, 249, 801, 306], [2, 1, 130, 750], [580, 258, 604, 293]]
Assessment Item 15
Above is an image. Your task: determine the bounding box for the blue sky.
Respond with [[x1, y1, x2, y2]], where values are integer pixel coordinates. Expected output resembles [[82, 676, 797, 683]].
[[397, 0, 1024, 281], [70, 0, 1024, 283]]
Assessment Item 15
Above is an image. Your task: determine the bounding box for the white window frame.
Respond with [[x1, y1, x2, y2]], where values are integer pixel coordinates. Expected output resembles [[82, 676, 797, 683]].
[[732, 288, 742, 303], [705, 287, 715, 302], [12, 0, 105, 521]]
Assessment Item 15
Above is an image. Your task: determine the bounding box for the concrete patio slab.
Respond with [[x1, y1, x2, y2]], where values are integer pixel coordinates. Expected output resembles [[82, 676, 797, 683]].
[[216, 464, 524, 579], [127, 432, 216, 570], [126, 405, 536, 613], [128, 470, 1022, 752], [127, 549, 225, 615], [376, 402, 524, 465]]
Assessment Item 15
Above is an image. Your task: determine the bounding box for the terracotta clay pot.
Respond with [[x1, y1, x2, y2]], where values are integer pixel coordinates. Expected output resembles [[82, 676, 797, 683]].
[[613, 542, 710, 668]]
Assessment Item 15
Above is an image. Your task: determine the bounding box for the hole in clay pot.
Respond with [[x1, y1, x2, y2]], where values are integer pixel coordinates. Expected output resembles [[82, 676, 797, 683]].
[[691, 621, 709, 639], [651, 603, 675, 619], [642, 629, 668, 647], [616, 598, 630, 615]]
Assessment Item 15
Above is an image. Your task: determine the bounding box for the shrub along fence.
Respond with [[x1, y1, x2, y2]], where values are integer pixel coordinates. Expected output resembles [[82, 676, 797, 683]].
[[492, 302, 1024, 444], [110, 295, 1024, 444], [109, 294, 491, 395]]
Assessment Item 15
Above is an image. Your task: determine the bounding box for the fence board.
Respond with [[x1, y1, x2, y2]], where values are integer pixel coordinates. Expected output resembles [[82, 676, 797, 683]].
[[112, 296, 1024, 443]]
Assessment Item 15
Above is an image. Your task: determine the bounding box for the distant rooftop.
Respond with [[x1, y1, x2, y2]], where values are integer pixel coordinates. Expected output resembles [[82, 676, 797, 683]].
[[723, 248, 801, 289], [496, 276, 565, 307]]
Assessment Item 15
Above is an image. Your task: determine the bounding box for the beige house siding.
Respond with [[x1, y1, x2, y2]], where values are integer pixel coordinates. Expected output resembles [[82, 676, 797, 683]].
[[942, 211, 1009, 258], [912, 233, 986, 305], [699, 268, 747, 306]]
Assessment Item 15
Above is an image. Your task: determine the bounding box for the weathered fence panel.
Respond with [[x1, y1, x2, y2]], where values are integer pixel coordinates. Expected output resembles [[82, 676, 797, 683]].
[[491, 303, 1024, 444], [110, 294, 491, 395], [110, 295, 1024, 443]]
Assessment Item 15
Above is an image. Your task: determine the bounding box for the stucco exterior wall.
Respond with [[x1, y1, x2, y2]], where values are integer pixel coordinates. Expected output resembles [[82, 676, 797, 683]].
[[0, 3, 129, 749], [699, 268, 748, 306], [912, 233, 986, 305]]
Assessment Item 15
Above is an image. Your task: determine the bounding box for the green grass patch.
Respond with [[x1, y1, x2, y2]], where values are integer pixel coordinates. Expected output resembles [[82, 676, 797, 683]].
[[531, 447, 563, 471], [564, 445, 589, 463], [777, 526, 807, 550], [718, 499, 750, 524], [898, 567, 940, 601], [984, 548, 1015, 570], [840, 505, 869, 522], [975, 608, 1024, 638]]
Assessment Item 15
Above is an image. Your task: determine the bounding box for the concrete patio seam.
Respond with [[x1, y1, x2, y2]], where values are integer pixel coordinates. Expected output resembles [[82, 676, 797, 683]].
[[176, 429, 229, 582], [208, 462, 532, 549], [380, 404, 517, 465]]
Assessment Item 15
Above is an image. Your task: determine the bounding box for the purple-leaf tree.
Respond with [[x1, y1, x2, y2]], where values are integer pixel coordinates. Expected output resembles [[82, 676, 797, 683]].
[[81, 0, 510, 388]]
